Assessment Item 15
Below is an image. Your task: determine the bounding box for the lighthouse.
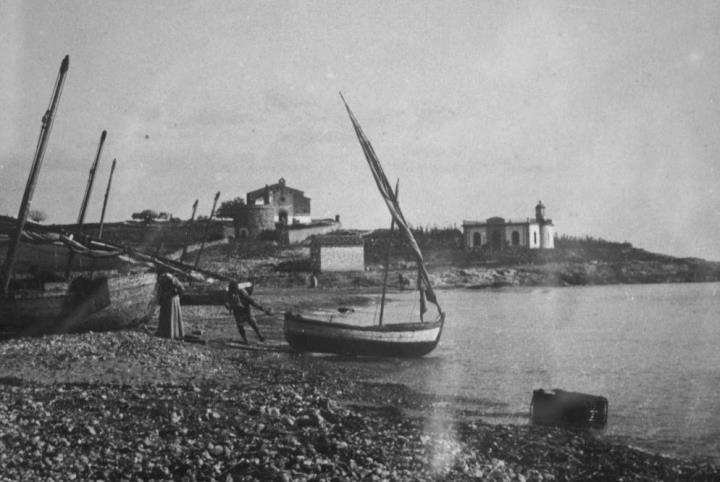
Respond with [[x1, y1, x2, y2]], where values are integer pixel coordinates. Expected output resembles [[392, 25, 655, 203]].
[[536, 201, 554, 249], [535, 201, 546, 223]]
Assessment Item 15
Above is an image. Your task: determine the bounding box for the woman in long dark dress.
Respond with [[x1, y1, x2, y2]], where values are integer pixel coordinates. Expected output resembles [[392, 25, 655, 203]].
[[157, 272, 185, 339]]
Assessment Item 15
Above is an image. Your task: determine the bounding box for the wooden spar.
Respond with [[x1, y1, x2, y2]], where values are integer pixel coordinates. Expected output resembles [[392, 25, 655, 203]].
[[66, 130, 107, 277], [1, 55, 70, 295], [180, 199, 199, 260], [194, 192, 220, 269], [97, 158, 117, 239], [378, 179, 399, 327], [64, 230, 241, 285], [77, 130, 107, 226]]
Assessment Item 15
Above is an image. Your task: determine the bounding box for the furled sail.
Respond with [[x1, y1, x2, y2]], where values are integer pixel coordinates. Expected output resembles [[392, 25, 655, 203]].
[[340, 93, 441, 316]]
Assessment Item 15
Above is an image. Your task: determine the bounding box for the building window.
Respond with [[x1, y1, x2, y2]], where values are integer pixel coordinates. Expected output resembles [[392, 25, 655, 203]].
[[533, 232, 537, 245], [512, 231, 520, 246], [473, 232, 481, 247]]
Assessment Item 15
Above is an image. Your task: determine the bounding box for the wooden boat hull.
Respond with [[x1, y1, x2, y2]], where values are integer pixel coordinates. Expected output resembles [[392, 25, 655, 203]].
[[283, 312, 444, 358], [0, 271, 157, 337]]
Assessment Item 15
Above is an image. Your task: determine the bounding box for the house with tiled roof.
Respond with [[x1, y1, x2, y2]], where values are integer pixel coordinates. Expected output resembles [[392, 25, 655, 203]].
[[246, 177, 311, 226]]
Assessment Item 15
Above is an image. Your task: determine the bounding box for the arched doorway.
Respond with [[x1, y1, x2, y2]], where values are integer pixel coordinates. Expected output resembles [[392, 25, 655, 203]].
[[511, 231, 520, 246], [491, 230, 502, 249], [473, 232, 481, 247], [278, 210, 288, 225]]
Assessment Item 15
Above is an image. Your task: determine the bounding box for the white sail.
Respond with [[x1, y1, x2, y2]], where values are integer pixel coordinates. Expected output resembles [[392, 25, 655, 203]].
[[340, 94, 441, 316]]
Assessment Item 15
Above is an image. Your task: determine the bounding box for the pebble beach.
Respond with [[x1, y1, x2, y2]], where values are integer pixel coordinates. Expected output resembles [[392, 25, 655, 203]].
[[1, 290, 718, 481]]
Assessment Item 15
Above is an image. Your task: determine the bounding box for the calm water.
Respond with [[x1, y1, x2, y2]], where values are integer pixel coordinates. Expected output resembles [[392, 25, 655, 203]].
[[341, 283, 720, 462]]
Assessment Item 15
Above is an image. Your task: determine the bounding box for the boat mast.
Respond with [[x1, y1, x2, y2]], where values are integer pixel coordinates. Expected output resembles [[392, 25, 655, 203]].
[[77, 130, 107, 227], [97, 158, 117, 239], [66, 130, 107, 276], [180, 199, 199, 261], [339, 92, 442, 317], [1, 55, 70, 294], [194, 192, 220, 269], [378, 179, 399, 327]]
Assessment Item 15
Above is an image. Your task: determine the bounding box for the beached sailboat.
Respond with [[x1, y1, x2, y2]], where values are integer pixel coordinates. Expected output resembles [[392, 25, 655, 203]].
[[0, 218, 250, 337], [1, 55, 251, 338], [283, 95, 445, 357], [0, 55, 157, 338], [0, 265, 157, 338]]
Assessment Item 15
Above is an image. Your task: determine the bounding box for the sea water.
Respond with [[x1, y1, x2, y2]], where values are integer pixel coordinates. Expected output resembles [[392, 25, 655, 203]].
[[347, 283, 720, 463]]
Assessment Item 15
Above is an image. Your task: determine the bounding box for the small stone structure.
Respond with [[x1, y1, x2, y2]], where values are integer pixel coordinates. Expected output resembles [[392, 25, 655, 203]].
[[462, 201, 555, 250], [245, 205, 275, 238], [310, 234, 365, 272]]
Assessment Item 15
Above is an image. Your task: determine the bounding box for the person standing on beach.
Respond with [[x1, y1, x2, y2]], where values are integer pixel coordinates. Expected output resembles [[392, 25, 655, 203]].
[[157, 272, 185, 340], [225, 281, 271, 344]]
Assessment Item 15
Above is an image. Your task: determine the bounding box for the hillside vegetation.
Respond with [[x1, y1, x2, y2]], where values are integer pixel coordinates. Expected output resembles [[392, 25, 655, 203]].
[[15, 220, 718, 288], [190, 229, 720, 289]]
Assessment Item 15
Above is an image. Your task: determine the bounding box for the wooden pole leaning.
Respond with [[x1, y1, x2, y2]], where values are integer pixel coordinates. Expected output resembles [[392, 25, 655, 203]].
[[97, 158, 117, 239], [180, 199, 199, 261], [194, 192, 220, 269], [1, 55, 70, 294], [65, 130, 107, 277]]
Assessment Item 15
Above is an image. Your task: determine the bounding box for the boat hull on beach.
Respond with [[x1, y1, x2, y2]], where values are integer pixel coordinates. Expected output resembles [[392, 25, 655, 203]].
[[284, 312, 444, 358], [282, 95, 447, 358], [0, 271, 157, 337]]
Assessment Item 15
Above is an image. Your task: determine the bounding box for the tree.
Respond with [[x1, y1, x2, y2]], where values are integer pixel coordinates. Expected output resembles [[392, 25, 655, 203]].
[[216, 197, 246, 238], [28, 209, 47, 223], [131, 209, 160, 224]]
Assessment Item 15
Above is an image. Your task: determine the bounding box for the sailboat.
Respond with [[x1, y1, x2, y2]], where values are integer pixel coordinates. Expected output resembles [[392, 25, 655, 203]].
[[0, 55, 158, 338], [283, 94, 445, 358], [0, 56, 239, 338]]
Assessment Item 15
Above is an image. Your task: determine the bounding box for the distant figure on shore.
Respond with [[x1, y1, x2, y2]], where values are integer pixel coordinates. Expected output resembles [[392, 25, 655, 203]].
[[398, 273, 409, 291], [225, 281, 272, 344], [309, 272, 319, 288], [157, 272, 185, 340]]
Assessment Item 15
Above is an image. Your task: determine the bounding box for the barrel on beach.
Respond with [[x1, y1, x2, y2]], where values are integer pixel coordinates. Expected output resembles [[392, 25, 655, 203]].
[[530, 389, 608, 428]]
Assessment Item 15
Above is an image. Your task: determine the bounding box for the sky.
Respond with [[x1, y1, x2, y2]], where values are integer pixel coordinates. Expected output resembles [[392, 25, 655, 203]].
[[1, 0, 719, 260]]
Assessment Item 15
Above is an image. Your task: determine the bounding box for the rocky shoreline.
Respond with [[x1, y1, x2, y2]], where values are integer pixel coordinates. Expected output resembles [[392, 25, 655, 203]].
[[192, 242, 720, 291], [1, 298, 718, 481], [428, 261, 720, 289]]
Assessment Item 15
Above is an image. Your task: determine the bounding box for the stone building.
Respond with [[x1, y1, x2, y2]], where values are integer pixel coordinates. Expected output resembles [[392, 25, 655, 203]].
[[246, 178, 311, 226], [310, 234, 365, 272], [227, 178, 342, 243], [462, 201, 555, 250]]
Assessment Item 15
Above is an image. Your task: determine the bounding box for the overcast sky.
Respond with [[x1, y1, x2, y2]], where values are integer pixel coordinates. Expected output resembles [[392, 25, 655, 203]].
[[1, 1, 718, 260]]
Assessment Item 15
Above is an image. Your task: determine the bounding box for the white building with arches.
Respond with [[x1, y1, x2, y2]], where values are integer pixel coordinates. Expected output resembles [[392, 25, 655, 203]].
[[462, 201, 555, 250]]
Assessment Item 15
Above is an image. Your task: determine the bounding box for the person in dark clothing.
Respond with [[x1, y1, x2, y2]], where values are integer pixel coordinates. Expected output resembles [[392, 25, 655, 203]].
[[225, 281, 272, 344], [398, 273, 409, 291], [157, 272, 185, 340]]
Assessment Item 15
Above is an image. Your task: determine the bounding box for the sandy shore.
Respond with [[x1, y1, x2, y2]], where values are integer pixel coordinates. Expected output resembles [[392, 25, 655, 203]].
[[1, 288, 718, 481]]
